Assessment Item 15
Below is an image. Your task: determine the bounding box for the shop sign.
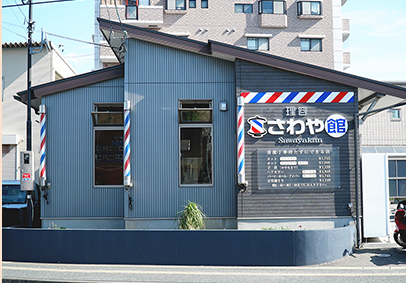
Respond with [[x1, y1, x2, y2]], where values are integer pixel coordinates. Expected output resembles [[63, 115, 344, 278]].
[[247, 109, 348, 140]]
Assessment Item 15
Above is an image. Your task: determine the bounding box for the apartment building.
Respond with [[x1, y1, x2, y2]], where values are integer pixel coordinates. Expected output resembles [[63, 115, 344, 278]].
[[96, 0, 350, 70]]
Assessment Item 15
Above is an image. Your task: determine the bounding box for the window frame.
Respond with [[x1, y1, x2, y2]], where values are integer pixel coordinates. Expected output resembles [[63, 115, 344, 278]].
[[300, 38, 322, 52], [297, 1, 322, 16], [247, 37, 270, 51], [167, 0, 186, 10], [201, 0, 208, 8], [178, 100, 213, 187], [235, 3, 253, 13], [259, 0, 286, 14], [389, 159, 406, 198], [92, 103, 124, 188], [391, 109, 401, 121]]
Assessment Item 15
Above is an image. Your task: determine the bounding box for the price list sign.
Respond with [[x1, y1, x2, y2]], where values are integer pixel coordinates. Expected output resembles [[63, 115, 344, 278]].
[[256, 147, 340, 190]]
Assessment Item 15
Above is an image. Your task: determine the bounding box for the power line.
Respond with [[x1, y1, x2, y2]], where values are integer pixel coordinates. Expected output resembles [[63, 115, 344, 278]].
[[2, 0, 75, 8], [13, 0, 28, 19], [46, 32, 111, 48], [2, 26, 27, 40]]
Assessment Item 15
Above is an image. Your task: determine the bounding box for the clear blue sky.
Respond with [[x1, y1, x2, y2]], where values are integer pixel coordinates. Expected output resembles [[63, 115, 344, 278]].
[[3, 0, 406, 81]]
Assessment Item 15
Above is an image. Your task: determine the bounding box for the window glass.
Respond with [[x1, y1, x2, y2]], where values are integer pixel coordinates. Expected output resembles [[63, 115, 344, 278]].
[[274, 1, 285, 14], [261, 1, 273, 13], [167, 0, 185, 10], [139, 0, 149, 5], [389, 160, 396, 177], [399, 180, 406, 197], [244, 4, 253, 13], [247, 38, 269, 51], [126, 6, 137, 19], [391, 109, 401, 121], [389, 179, 397, 197], [201, 0, 208, 8], [301, 38, 321, 52], [180, 127, 212, 185], [2, 185, 26, 204], [258, 38, 269, 51], [398, 161, 406, 177], [235, 4, 243, 13], [94, 129, 123, 186], [179, 100, 212, 186], [311, 2, 320, 14], [189, 0, 196, 8]]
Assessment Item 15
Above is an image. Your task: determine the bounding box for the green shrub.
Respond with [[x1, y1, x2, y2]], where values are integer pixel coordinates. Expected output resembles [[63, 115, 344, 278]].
[[176, 201, 206, 230]]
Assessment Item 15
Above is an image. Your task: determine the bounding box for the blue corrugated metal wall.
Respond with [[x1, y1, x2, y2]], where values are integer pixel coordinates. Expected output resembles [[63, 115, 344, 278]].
[[42, 79, 125, 219], [125, 39, 237, 219]]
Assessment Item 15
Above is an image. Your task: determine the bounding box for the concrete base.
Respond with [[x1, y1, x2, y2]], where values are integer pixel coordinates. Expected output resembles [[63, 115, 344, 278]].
[[125, 218, 237, 229], [42, 218, 125, 229], [238, 216, 354, 230]]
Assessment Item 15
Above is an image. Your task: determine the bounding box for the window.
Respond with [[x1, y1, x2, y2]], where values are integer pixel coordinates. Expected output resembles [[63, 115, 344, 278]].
[[201, 0, 208, 8], [126, 0, 138, 19], [259, 0, 286, 14], [235, 4, 253, 13], [189, 0, 196, 8], [167, 0, 185, 10], [92, 103, 124, 187], [391, 109, 401, 121], [247, 37, 269, 51], [298, 1, 321, 15], [301, 38, 322, 52], [139, 0, 149, 5], [389, 160, 406, 198], [179, 100, 213, 186]]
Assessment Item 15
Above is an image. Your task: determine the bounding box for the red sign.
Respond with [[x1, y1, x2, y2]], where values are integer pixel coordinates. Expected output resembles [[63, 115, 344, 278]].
[[22, 173, 31, 181]]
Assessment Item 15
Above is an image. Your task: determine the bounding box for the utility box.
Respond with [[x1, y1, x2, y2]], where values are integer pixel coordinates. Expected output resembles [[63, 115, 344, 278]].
[[20, 151, 34, 191]]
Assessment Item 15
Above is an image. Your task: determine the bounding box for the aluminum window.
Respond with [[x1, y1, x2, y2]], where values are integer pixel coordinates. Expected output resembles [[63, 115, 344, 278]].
[[167, 0, 185, 10], [201, 0, 208, 8], [301, 38, 322, 52], [92, 103, 124, 187], [247, 37, 269, 51], [298, 1, 321, 15], [179, 100, 213, 186], [389, 160, 406, 198], [259, 0, 286, 14], [189, 0, 196, 8], [235, 4, 253, 13], [391, 109, 401, 121]]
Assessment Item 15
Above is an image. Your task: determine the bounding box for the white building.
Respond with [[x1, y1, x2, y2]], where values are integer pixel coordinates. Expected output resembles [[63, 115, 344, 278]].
[[95, 0, 350, 70], [2, 41, 76, 180]]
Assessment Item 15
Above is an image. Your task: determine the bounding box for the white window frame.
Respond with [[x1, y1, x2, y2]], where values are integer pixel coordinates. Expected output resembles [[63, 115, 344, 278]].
[[390, 109, 401, 121]]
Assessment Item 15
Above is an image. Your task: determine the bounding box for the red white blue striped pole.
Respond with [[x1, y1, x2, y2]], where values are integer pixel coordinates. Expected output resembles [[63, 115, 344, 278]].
[[124, 101, 132, 187], [39, 104, 46, 187], [237, 96, 246, 185]]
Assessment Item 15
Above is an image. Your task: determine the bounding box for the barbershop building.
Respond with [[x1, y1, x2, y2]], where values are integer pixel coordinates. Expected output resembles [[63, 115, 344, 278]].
[[18, 19, 406, 241]]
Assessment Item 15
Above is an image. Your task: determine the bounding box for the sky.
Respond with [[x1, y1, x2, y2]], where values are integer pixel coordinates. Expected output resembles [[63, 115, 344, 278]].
[[2, 0, 406, 81]]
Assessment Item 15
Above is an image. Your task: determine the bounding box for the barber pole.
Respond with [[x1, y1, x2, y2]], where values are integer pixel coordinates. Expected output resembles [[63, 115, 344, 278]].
[[39, 104, 46, 187], [124, 101, 131, 187], [237, 96, 245, 185]]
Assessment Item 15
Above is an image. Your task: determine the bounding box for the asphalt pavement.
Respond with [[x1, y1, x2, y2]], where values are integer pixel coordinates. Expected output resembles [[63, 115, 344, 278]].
[[3, 240, 406, 283]]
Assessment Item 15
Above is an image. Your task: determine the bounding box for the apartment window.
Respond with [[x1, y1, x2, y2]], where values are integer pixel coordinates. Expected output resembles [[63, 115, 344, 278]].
[[92, 103, 124, 187], [391, 109, 401, 121], [179, 100, 213, 186], [297, 1, 321, 15], [247, 37, 269, 51], [167, 0, 186, 10], [201, 0, 208, 8], [189, 0, 196, 8], [259, 1, 286, 14], [126, 0, 137, 19], [139, 0, 150, 5], [301, 38, 322, 52], [389, 160, 406, 198], [235, 4, 253, 13]]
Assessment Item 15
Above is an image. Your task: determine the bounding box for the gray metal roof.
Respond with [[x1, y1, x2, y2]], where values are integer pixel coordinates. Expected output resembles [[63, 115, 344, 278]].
[[16, 18, 406, 114]]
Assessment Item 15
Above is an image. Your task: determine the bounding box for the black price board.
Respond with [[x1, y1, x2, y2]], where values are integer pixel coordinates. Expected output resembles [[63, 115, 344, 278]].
[[255, 147, 340, 190]]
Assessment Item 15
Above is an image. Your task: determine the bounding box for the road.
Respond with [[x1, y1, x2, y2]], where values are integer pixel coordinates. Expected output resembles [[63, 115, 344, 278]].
[[3, 242, 406, 283]]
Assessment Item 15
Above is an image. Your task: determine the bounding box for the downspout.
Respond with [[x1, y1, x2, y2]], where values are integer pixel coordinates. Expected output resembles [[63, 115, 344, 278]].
[[354, 111, 362, 247]]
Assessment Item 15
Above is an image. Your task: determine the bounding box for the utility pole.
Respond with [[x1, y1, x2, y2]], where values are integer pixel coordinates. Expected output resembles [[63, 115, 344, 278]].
[[26, 0, 34, 228]]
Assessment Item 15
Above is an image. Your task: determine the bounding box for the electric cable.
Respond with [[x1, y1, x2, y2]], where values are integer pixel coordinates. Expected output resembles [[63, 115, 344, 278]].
[[2, 26, 27, 40], [45, 31, 111, 47]]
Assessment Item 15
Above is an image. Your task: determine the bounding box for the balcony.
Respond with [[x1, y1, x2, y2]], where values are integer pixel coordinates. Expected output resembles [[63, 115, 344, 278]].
[[258, 14, 287, 28], [342, 18, 350, 41], [124, 5, 164, 28]]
